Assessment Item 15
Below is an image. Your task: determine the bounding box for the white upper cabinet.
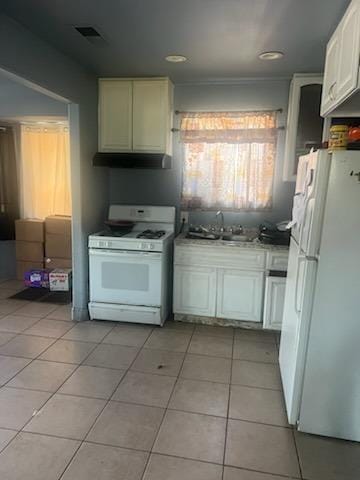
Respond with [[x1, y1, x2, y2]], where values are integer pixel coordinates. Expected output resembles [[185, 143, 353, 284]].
[[99, 79, 133, 151], [321, 0, 360, 116], [133, 79, 172, 153], [98, 77, 173, 153], [283, 74, 323, 182]]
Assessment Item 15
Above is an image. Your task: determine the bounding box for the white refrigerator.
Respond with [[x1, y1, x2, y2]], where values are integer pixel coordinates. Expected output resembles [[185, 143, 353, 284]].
[[279, 149, 360, 441]]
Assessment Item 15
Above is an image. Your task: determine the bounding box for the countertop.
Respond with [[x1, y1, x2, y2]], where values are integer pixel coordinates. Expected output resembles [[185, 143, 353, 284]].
[[175, 232, 289, 251]]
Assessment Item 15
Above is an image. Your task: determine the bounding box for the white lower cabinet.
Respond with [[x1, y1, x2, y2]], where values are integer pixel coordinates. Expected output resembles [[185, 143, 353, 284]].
[[263, 276, 286, 331], [216, 268, 264, 322], [173, 265, 216, 317]]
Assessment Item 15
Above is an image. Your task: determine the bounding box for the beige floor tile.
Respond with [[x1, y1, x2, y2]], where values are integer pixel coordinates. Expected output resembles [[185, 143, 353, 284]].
[[87, 401, 164, 450], [144, 330, 191, 352], [0, 387, 51, 430], [225, 419, 300, 477], [61, 442, 148, 480], [162, 320, 195, 332], [234, 329, 276, 344], [169, 378, 229, 417], [0, 314, 40, 333], [154, 410, 226, 463], [131, 349, 184, 377], [24, 393, 105, 440], [232, 360, 282, 390], [195, 324, 234, 338], [229, 385, 288, 427], [102, 324, 153, 347], [0, 432, 80, 480], [0, 355, 31, 386], [112, 371, 176, 407], [39, 338, 96, 364], [83, 344, 139, 369], [62, 321, 115, 342], [0, 289, 19, 300], [143, 453, 223, 480], [189, 334, 233, 358], [59, 365, 125, 399], [14, 302, 58, 318], [224, 466, 288, 480], [0, 334, 55, 358], [0, 280, 24, 291], [0, 429, 17, 452], [24, 319, 74, 338], [0, 333, 16, 346], [45, 304, 72, 321], [181, 354, 231, 383], [233, 339, 278, 363], [295, 431, 360, 480], [0, 300, 29, 316], [7, 359, 76, 392]]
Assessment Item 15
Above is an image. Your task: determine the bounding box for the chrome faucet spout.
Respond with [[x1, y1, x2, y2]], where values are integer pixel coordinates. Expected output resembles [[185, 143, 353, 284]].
[[215, 210, 225, 233]]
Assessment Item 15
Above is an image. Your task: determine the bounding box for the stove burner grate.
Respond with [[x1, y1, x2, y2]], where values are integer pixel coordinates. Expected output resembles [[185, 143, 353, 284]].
[[137, 229, 166, 239]]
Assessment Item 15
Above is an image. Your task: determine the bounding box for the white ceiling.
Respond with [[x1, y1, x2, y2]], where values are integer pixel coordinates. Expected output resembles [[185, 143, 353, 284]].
[[1, 0, 351, 83]]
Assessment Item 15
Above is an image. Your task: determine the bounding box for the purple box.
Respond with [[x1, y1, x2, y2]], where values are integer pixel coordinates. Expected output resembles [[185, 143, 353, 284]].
[[24, 269, 51, 288]]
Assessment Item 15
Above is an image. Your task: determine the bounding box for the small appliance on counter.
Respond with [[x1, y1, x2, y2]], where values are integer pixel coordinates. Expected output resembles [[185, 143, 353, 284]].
[[88, 205, 175, 325], [258, 221, 290, 246]]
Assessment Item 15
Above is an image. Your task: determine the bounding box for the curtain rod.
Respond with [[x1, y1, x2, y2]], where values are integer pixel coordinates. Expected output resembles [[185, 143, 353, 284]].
[[174, 108, 283, 115]]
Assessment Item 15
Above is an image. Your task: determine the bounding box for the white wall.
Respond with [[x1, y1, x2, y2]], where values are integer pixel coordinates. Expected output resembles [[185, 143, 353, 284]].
[[109, 79, 295, 228], [0, 14, 108, 319]]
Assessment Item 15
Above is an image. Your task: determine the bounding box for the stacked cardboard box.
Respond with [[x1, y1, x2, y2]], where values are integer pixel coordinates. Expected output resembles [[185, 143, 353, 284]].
[[45, 215, 72, 269], [15, 219, 45, 280]]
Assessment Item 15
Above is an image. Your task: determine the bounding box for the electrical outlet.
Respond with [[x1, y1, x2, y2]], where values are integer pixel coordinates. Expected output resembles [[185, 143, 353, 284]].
[[180, 211, 189, 224]]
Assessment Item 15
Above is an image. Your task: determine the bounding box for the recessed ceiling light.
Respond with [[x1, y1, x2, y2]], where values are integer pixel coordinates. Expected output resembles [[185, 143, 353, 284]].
[[165, 54, 187, 63], [259, 51, 284, 61]]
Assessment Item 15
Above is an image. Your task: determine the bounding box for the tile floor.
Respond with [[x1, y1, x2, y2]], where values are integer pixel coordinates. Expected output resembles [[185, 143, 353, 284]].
[[0, 283, 359, 479]]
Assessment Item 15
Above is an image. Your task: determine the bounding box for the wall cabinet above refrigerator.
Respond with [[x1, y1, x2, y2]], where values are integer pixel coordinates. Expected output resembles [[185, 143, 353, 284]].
[[321, 0, 360, 117], [98, 77, 173, 154]]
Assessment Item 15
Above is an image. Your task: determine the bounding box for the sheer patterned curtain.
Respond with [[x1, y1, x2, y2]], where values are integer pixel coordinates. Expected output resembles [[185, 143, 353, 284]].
[[180, 111, 277, 210], [21, 124, 71, 219]]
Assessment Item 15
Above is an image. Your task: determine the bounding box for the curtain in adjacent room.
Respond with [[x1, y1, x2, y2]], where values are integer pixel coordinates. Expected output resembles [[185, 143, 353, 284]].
[[180, 111, 277, 211], [21, 124, 71, 219], [0, 126, 19, 239]]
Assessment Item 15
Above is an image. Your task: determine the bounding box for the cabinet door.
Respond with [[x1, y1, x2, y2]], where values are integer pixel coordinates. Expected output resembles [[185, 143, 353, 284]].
[[173, 265, 216, 317], [132, 80, 169, 153], [336, 1, 360, 104], [99, 79, 133, 151], [216, 269, 264, 322], [321, 31, 340, 116], [263, 277, 286, 331]]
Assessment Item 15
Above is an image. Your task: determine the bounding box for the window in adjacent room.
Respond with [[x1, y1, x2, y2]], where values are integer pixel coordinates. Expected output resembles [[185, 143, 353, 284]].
[[180, 111, 277, 211]]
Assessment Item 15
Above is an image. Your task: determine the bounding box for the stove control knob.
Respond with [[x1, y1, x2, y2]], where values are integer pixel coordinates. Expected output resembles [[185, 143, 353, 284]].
[[149, 244, 154, 250], [141, 243, 147, 250]]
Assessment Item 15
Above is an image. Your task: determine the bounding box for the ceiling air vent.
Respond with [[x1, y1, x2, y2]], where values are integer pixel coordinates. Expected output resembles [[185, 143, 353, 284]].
[[74, 26, 107, 46]]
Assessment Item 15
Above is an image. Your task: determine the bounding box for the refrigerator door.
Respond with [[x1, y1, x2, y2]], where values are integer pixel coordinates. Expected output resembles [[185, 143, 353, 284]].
[[279, 237, 318, 424], [299, 151, 360, 441]]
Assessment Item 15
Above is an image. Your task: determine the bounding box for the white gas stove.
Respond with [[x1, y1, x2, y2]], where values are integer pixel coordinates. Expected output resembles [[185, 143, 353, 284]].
[[88, 205, 175, 325]]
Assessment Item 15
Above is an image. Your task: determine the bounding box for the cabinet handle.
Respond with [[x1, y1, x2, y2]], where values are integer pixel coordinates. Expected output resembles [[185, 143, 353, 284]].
[[329, 82, 337, 101]]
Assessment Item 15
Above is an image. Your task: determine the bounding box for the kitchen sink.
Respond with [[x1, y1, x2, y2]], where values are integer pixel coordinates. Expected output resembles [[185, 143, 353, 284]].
[[185, 232, 220, 240], [221, 234, 252, 243]]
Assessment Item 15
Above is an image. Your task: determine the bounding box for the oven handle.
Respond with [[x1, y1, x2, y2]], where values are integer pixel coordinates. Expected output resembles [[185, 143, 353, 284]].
[[89, 248, 162, 260]]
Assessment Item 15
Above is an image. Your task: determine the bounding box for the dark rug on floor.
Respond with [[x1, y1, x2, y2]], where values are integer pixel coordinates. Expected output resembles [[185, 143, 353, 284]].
[[9, 288, 71, 305]]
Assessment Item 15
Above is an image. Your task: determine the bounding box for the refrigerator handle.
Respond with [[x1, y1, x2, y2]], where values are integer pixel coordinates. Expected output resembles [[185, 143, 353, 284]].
[[294, 256, 306, 314]]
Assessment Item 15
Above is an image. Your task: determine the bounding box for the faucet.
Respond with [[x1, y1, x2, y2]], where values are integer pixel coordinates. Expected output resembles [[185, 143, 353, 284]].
[[216, 210, 225, 233]]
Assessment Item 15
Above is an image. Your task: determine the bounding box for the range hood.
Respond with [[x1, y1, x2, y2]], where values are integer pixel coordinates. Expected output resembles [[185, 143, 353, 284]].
[[93, 152, 171, 169]]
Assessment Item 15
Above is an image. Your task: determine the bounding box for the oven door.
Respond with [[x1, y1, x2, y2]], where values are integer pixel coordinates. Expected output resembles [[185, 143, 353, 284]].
[[89, 248, 162, 306]]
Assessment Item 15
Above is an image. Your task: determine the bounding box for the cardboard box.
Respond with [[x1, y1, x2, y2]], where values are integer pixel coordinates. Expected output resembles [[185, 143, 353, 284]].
[[45, 216, 71, 236], [16, 261, 44, 281], [45, 257, 72, 269], [16, 241, 44, 262], [15, 219, 44, 242], [24, 269, 51, 288], [49, 269, 72, 291], [45, 233, 72, 258]]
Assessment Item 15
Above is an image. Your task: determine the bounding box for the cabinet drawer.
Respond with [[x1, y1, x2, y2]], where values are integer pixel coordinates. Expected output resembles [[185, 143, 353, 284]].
[[266, 251, 289, 271], [174, 245, 266, 271]]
